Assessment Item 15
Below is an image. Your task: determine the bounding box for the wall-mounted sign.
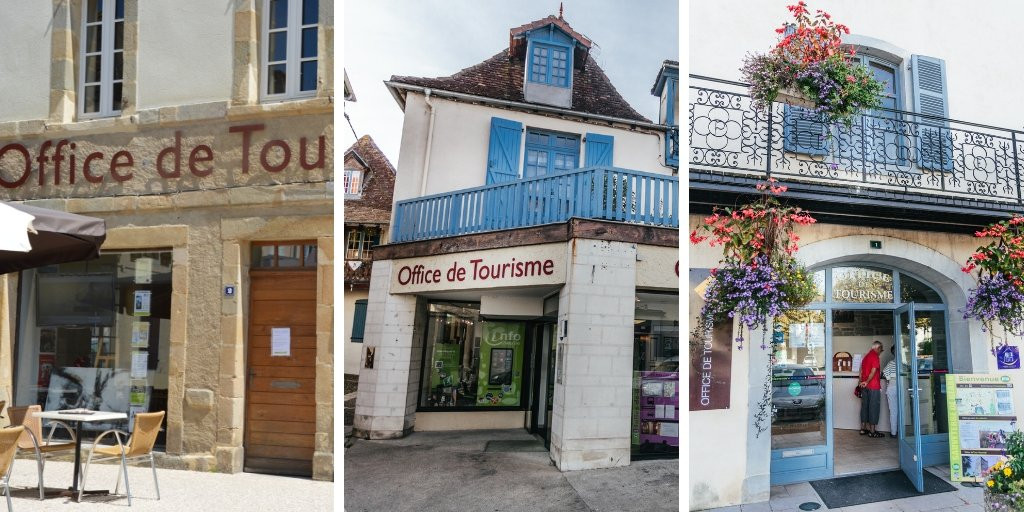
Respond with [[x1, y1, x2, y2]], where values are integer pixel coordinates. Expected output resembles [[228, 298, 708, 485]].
[[947, 374, 1017, 482], [997, 345, 1020, 370], [390, 243, 565, 293], [224, 285, 235, 297], [0, 115, 331, 199], [831, 267, 894, 303], [635, 245, 680, 290]]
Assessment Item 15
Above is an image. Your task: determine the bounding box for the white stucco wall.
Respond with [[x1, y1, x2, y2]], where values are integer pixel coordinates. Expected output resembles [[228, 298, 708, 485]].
[[394, 92, 672, 202], [137, 1, 233, 109], [690, 0, 1024, 129], [0, 1, 53, 123], [343, 289, 369, 376]]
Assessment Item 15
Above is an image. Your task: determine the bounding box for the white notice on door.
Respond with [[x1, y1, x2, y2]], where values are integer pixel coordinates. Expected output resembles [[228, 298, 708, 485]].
[[271, 327, 291, 357]]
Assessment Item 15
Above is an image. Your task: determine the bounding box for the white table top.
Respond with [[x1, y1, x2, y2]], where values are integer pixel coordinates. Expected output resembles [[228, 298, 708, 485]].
[[33, 410, 128, 422]]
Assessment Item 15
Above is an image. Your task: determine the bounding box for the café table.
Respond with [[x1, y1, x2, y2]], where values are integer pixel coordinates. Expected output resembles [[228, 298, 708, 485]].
[[32, 409, 128, 501]]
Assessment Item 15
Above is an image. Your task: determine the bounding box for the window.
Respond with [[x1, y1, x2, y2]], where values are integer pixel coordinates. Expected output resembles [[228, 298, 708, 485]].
[[343, 168, 363, 197], [524, 129, 579, 178], [16, 253, 172, 444], [251, 242, 318, 268], [632, 292, 679, 455], [80, 0, 125, 118], [263, 0, 319, 100], [528, 42, 569, 87], [419, 303, 526, 409], [345, 229, 378, 261], [350, 299, 367, 343]]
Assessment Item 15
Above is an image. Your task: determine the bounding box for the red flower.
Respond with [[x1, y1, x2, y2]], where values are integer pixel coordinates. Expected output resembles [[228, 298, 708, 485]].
[[846, 75, 856, 83]]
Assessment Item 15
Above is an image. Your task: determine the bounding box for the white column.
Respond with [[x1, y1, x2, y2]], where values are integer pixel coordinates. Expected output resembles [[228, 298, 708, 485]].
[[353, 260, 423, 439], [549, 240, 636, 470]]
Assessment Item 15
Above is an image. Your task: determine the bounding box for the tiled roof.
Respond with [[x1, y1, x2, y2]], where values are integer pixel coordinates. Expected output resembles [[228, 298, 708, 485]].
[[390, 49, 651, 123], [509, 15, 592, 48], [344, 135, 395, 225]]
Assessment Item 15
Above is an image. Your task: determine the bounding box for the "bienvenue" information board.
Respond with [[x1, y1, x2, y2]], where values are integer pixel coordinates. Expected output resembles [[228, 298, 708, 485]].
[[947, 374, 1017, 482]]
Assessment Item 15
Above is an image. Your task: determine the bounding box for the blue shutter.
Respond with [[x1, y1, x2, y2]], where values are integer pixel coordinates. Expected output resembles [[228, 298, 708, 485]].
[[911, 55, 952, 171], [783, 105, 830, 156], [351, 299, 368, 343], [486, 117, 522, 184], [584, 133, 614, 167]]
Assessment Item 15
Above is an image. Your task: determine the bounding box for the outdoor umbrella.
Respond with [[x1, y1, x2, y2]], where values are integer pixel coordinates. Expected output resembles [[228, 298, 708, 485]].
[[0, 202, 106, 274]]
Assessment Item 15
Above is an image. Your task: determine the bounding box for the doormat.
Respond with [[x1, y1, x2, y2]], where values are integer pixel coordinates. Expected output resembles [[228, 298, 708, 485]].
[[809, 470, 956, 509], [483, 440, 547, 452]]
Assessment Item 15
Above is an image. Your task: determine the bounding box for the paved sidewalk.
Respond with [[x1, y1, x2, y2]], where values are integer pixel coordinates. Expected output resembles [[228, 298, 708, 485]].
[[344, 429, 679, 512], [3, 457, 333, 511], [703, 466, 984, 512]]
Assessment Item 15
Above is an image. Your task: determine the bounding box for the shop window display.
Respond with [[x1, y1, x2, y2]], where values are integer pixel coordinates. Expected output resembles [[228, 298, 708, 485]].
[[419, 303, 526, 409], [15, 252, 172, 445], [632, 292, 679, 455]]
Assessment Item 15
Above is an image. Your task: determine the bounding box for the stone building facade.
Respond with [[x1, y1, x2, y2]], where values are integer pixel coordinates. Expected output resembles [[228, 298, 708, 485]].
[[343, 135, 395, 377], [0, 0, 334, 480]]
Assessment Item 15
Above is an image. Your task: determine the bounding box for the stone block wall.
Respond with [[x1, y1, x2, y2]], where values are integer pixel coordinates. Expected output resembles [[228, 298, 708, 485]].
[[549, 239, 637, 471]]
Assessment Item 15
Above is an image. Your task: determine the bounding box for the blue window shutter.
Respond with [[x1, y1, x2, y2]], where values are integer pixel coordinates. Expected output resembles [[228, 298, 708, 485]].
[[585, 133, 614, 166], [351, 299, 368, 342], [911, 55, 952, 171], [486, 117, 522, 184], [782, 105, 829, 156]]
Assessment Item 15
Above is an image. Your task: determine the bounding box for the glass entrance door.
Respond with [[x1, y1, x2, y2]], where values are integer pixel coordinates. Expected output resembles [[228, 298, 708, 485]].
[[895, 303, 925, 492], [770, 310, 830, 484]]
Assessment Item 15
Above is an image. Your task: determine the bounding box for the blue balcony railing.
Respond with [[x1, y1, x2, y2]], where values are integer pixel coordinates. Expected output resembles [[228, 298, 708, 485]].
[[666, 125, 679, 167], [690, 75, 1024, 204], [392, 166, 679, 242]]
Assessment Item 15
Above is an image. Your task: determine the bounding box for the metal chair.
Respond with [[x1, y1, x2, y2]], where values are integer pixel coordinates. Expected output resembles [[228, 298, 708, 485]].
[[0, 426, 24, 512], [79, 410, 164, 505], [7, 405, 76, 500]]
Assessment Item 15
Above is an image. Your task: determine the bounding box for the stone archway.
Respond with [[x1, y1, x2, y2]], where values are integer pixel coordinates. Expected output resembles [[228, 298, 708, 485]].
[[798, 234, 987, 374]]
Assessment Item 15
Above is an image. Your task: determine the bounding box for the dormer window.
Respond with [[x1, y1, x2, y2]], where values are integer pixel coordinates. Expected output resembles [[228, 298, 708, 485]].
[[343, 168, 363, 197], [529, 42, 569, 87], [512, 15, 591, 109]]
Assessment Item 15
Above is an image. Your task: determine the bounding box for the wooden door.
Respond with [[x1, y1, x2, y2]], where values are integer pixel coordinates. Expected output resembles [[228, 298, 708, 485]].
[[245, 270, 317, 476]]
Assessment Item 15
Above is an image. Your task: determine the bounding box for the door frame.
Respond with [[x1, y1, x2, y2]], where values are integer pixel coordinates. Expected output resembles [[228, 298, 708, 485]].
[[770, 263, 952, 485], [896, 302, 926, 492], [243, 241, 319, 476]]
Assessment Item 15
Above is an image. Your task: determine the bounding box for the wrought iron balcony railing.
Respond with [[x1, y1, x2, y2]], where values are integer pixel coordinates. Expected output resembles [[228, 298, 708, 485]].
[[392, 166, 680, 242], [689, 75, 1024, 204]]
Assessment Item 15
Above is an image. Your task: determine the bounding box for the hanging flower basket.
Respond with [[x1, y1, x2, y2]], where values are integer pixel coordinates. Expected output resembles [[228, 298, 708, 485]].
[[962, 216, 1024, 355], [690, 179, 817, 436], [739, 2, 884, 126]]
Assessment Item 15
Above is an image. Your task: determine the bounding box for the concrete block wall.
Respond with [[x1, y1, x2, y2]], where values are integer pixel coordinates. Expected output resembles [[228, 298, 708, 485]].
[[549, 239, 637, 470], [353, 260, 421, 439]]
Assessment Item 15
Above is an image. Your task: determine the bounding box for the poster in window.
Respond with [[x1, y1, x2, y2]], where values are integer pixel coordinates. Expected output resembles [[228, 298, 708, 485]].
[[488, 348, 514, 386], [131, 321, 150, 348], [39, 329, 56, 353], [45, 368, 130, 431], [134, 257, 153, 284], [476, 322, 525, 406], [133, 290, 151, 316], [37, 354, 55, 388]]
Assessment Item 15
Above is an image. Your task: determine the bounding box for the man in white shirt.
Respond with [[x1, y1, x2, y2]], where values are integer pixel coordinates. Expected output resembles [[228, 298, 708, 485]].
[[883, 345, 898, 438]]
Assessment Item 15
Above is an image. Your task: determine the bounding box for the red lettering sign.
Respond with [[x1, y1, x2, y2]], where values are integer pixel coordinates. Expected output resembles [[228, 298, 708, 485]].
[[398, 257, 557, 287], [0, 122, 324, 192]]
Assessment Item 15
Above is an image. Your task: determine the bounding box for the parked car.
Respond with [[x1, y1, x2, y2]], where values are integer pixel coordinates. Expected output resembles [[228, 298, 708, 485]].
[[772, 364, 825, 422]]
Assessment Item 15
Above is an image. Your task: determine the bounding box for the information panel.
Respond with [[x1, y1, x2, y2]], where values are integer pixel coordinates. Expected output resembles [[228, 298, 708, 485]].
[[947, 374, 1017, 482]]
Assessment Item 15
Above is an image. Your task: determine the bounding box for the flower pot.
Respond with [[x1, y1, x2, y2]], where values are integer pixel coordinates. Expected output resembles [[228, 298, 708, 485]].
[[775, 86, 817, 109], [985, 490, 1020, 511]]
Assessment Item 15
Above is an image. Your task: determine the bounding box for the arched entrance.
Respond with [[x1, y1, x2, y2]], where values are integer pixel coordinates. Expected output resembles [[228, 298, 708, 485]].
[[769, 261, 953, 488]]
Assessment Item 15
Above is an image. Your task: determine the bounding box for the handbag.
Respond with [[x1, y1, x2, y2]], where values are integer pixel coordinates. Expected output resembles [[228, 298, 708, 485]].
[[854, 385, 862, 398]]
